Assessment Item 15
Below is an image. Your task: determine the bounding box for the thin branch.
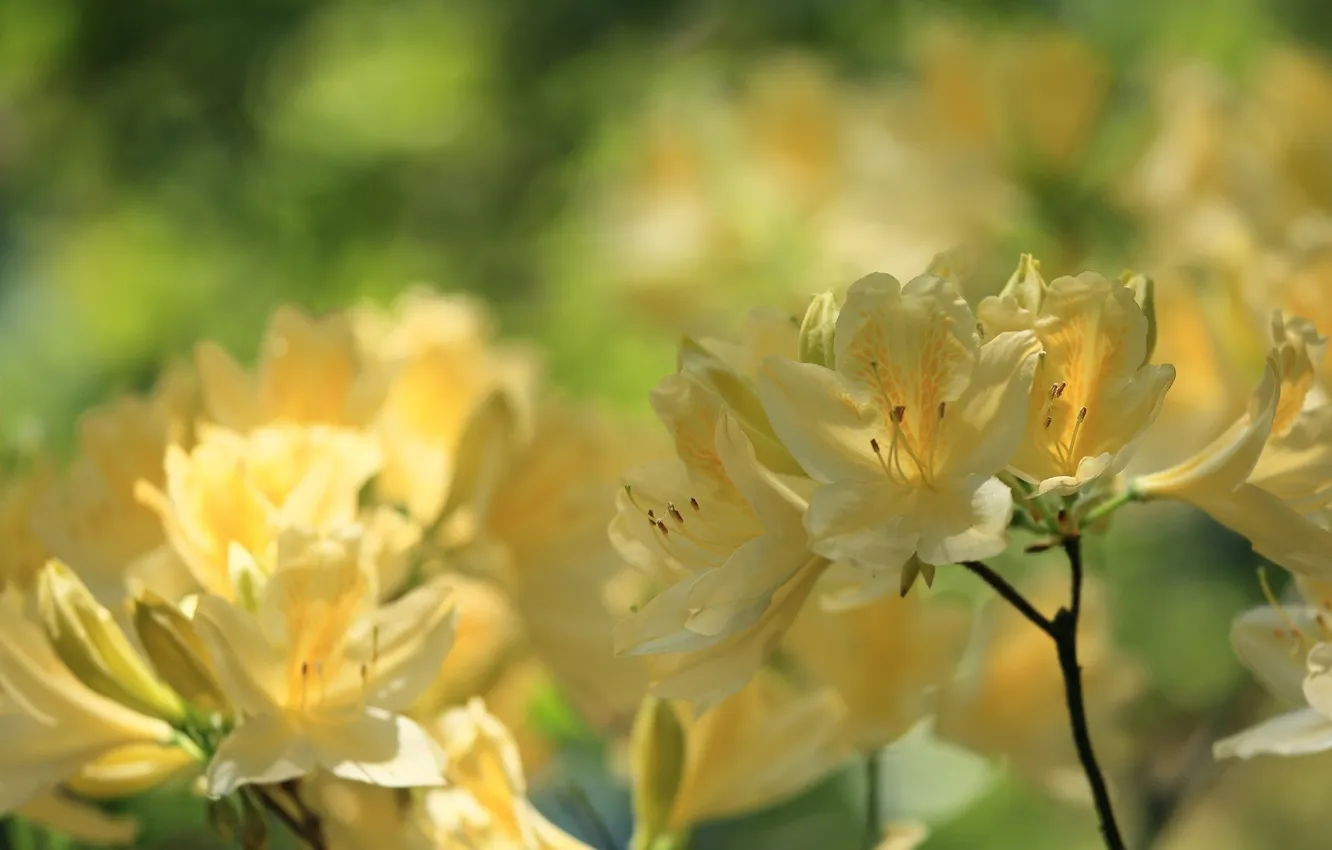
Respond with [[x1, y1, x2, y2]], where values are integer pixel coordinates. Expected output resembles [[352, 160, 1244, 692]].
[[864, 748, 881, 849], [960, 560, 1055, 637], [1056, 536, 1126, 850]]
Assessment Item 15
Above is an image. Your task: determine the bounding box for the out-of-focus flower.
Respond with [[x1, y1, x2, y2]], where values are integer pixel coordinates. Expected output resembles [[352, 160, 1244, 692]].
[[131, 591, 228, 713], [874, 823, 930, 850], [783, 589, 972, 751], [628, 670, 850, 846], [0, 470, 53, 592], [196, 305, 387, 431], [190, 527, 456, 796], [758, 270, 1040, 589], [935, 572, 1139, 787], [18, 790, 141, 846], [1215, 600, 1332, 759], [0, 597, 180, 816], [31, 370, 197, 609], [1134, 314, 1332, 578], [409, 575, 522, 715], [979, 258, 1175, 495], [303, 776, 432, 850], [354, 289, 536, 524], [137, 424, 381, 598], [427, 698, 593, 849], [611, 368, 820, 705]]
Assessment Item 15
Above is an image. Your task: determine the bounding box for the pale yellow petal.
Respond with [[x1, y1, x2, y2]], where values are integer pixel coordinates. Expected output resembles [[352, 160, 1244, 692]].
[[1232, 605, 1319, 706], [346, 579, 458, 712], [19, 791, 139, 845], [1213, 707, 1332, 759], [311, 708, 445, 789], [206, 712, 313, 797], [805, 480, 919, 573], [940, 330, 1042, 476], [757, 356, 880, 483], [915, 477, 1012, 567], [192, 595, 285, 716], [195, 341, 262, 430]]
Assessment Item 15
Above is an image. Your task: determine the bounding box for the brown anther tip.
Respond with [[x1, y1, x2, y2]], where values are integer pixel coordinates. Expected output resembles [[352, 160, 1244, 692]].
[[1077, 407, 1088, 422], [1048, 383, 1060, 399], [1025, 541, 1055, 554], [668, 503, 685, 523], [1057, 381, 1067, 397], [937, 401, 947, 419], [1043, 416, 1053, 429], [689, 497, 700, 511], [656, 520, 669, 535], [301, 661, 309, 676], [870, 437, 881, 453], [891, 405, 906, 423], [647, 509, 655, 519]]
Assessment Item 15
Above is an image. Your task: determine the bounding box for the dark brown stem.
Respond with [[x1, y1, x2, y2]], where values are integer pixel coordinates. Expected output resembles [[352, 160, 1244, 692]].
[[256, 782, 327, 850], [1056, 536, 1126, 850], [962, 550, 1125, 850]]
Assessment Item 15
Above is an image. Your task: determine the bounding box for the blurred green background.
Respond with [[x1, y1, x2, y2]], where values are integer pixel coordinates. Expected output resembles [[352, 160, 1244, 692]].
[[5, 0, 1332, 847]]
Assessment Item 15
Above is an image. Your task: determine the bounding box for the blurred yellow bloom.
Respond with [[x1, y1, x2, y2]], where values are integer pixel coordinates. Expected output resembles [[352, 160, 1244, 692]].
[[427, 698, 593, 849], [196, 305, 387, 430], [32, 372, 196, 607], [629, 670, 850, 838], [409, 575, 522, 716], [611, 371, 821, 704], [354, 289, 536, 524], [1215, 601, 1332, 759], [18, 790, 140, 846], [304, 776, 432, 850], [0, 470, 52, 592], [1134, 314, 1332, 578], [463, 400, 653, 723], [935, 573, 1138, 785], [0, 597, 178, 816], [190, 527, 456, 796], [65, 740, 198, 799], [758, 270, 1040, 583], [783, 590, 972, 751], [137, 423, 381, 598], [980, 260, 1175, 495]]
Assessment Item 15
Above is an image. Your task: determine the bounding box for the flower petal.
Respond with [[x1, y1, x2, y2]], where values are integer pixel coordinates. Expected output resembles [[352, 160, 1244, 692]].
[[1213, 707, 1332, 759], [346, 579, 458, 712], [915, 477, 1012, 567], [192, 596, 284, 716], [1231, 605, 1320, 706], [806, 480, 919, 573], [310, 707, 445, 789], [940, 330, 1042, 477], [1190, 484, 1332, 579], [758, 357, 879, 484], [683, 536, 814, 639], [713, 414, 807, 535], [206, 712, 314, 797]]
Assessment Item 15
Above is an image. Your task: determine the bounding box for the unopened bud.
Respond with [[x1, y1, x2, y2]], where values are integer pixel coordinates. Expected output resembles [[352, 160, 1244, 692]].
[[629, 696, 686, 850], [37, 560, 186, 723], [133, 591, 227, 713], [798, 291, 839, 369]]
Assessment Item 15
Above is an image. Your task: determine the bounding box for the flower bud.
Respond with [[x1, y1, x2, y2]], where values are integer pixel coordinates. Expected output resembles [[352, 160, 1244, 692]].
[[798, 291, 839, 369], [133, 591, 228, 713], [66, 741, 199, 799], [206, 797, 241, 844], [1000, 254, 1048, 314], [36, 560, 186, 723], [629, 696, 686, 850], [1120, 270, 1157, 366]]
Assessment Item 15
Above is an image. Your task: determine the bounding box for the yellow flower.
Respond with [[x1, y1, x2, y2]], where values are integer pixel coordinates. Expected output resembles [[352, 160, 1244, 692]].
[[354, 289, 537, 524], [137, 424, 381, 598], [18, 790, 141, 846], [190, 527, 457, 796], [1133, 314, 1332, 578], [0, 470, 52, 592], [979, 261, 1175, 495], [935, 572, 1138, 783], [610, 372, 823, 705], [303, 775, 433, 850], [426, 698, 594, 849], [31, 385, 189, 607], [1214, 601, 1332, 759], [408, 575, 522, 715], [783, 590, 972, 751], [757, 270, 1041, 583], [629, 670, 851, 839], [0, 597, 178, 815], [196, 304, 387, 430], [457, 400, 653, 722]]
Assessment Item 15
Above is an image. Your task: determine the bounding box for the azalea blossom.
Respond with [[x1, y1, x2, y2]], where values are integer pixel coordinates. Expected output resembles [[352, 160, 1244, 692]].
[[137, 424, 382, 598], [195, 305, 387, 431], [426, 698, 593, 849], [978, 259, 1175, 495], [189, 527, 457, 796], [1214, 600, 1332, 759], [610, 367, 823, 704], [757, 270, 1041, 584], [1134, 314, 1332, 578]]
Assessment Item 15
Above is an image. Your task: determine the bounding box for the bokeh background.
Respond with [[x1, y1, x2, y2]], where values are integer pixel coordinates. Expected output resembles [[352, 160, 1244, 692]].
[[6, 0, 1332, 847]]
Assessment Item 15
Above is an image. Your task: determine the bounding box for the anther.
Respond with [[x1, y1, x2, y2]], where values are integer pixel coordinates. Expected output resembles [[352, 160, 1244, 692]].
[[870, 438, 881, 454], [668, 503, 685, 524], [1056, 381, 1067, 397], [891, 405, 906, 424], [1048, 383, 1060, 400], [1044, 416, 1053, 429], [689, 497, 700, 511], [1077, 407, 1088, 423], [937, 402, 947, 419], [656, 520, 669, 536]]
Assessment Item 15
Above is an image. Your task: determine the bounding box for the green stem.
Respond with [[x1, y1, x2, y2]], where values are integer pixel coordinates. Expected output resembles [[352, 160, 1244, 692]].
[[1079, 489, 1138, 529], [7, 818, 39, 850]]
